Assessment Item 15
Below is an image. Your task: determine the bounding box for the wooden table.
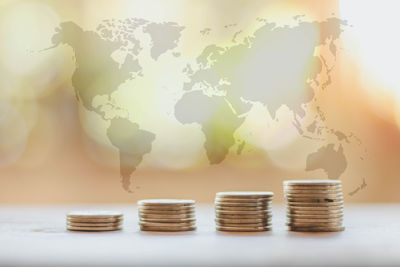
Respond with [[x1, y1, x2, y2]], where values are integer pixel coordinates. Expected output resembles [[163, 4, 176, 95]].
[[0, 204, 399, 266]]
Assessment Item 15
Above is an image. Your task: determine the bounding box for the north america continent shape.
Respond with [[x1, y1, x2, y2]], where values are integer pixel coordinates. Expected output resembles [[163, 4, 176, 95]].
[[50, 19, 183, 191]]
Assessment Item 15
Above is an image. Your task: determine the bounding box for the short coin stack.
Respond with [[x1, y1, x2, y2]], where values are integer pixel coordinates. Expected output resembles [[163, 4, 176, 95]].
[[138, 199, 196, 232], [66, 211, 123, 231], [215, 192, 274, 232], [284, 180, 344, 232]]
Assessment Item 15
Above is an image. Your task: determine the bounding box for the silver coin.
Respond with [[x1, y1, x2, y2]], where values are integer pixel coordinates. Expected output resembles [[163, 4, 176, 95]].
[[287, 201, 344, 207], [285, 197, 343, 202], [138, 208, 195, 214], [216, 225, 272, 232], [216, 218, 271, 224], [138, 209, 196, 215], [67, 225, 122, 231], [215, 197, 272, 203], [216, 214, 272, 220], [139, 213, 196, 219], [140, 225, 196, 232], [216, 223, 272, 228], [67, 217, 123, 223], [140, 217, 196, 223], [286, 212, 343, 218], [138, 206, 195, 212], [283, 185, 342, 191], [286, 212, 344, 218], [284, 180, 341, 186], [284, 192, 343, 198], [139, 221, 195, 227], [286, 222, 343, 227], [287, 210, 343, 215], [287, 217, 343, 223], [288, 226, 345, 232], [287, 205, 344, 211], [215, 205, 270, 211], [284, 190, 343, 195], [215, 201, 271, 207], [216, 209, 272, 215], [284, 187, 342, 192], [216, 192, 274, 199], [139, 213, 195, 219], [67, 222, 122, 227], [138, 199, 195, 206], [67, 211, 123, 219]]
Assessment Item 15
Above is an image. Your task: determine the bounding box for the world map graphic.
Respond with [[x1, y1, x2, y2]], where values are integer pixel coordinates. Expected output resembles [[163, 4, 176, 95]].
[[49, 16, 363, 191]]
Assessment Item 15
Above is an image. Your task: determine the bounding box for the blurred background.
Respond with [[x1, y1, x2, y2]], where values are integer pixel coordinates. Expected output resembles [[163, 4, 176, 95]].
[[0, 0, 399, 204]]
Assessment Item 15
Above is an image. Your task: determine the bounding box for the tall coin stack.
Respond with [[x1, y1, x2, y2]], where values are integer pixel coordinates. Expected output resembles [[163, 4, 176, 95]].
[[138, 199, 196, 232], [215, 192, 274, 232], [284, 180, 344, 232], [66, 211, 123, 231]]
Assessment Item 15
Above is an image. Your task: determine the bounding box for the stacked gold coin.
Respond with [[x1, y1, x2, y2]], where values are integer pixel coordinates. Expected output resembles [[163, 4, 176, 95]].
[[284, 180, 344, 232], [66, 211, 123, 231], [138, 199, 196, 231], [215, 192, 274, 232]]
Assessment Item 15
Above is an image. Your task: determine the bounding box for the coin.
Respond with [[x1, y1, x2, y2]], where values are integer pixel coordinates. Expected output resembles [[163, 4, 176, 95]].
[[67, 211, 123, 219], [215, 205, 269, 211], [67, 225, 122, 231], [283, 184, 342, 190], [285, 198, 343, 205], [283, 189, 343, 196], [216, 209, 272, 215], [216, 192, 274, 199], [139, 221, 195, 227], [288, 226, 345, 232], [287, 201, 344, 207], [215, 197, 272, 203], [286, 221, 343, 227], [216, 218, 271, 224], [67, 222, 122, 227], [286, 212, 343, 218], [216, 222, 272, 227], [287, 211, 343, 216], [214, 201, 271, 207], [140, 217, 196, 223], [284, 180, 341, 186], [139, 213, 195, 219], [138, 209, 195, 215], [284, 186, 342, 190], [138, 199, 195, 206], [140, 225, 196, 232], [216, 225, 271, 232], [287, 206, 344, 211], [284, 192, 343, 198], [67, 217, 123, 223], [216, 214, 272, 220], [287, 217, 343, 223]]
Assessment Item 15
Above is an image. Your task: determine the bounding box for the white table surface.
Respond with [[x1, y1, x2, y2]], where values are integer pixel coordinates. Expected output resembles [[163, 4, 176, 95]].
[[0, 204, 399, 266]]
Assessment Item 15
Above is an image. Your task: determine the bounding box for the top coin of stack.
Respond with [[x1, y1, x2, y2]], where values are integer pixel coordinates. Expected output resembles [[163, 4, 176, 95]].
[[138, 199, 196, 231], [215, 191, 274, 232], [66, 211, 123, 231], [284, 180, 344, 232]]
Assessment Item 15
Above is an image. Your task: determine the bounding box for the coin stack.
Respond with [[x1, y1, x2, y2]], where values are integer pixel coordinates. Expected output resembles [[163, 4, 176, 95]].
[[284, 180, 344, 232], [215, 192, 274, 232], [138, 199, 196, 232], [66, 211, 123, 231]]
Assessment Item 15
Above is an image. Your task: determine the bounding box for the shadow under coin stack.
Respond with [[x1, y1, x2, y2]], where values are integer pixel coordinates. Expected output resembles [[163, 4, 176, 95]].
[[215, 192, 274, 232], [138, 199, 196, 232], [284, 180, 344, 232], [66, 211, 123, 231]]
